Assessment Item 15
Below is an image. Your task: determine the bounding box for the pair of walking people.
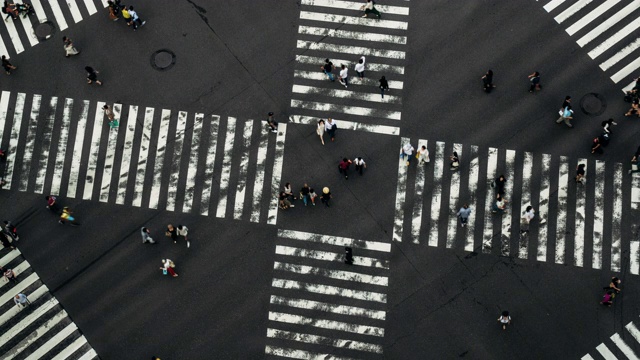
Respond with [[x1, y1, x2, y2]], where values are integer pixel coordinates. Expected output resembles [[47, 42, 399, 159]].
[[141, 224, 189, 248]]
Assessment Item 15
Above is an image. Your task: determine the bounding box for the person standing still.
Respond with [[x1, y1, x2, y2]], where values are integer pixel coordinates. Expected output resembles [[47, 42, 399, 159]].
[[321, 58, 335, 81], [354, 157, 366, 175], [339, 64, 348, 88], [317, 119, 325, 145], [63, 37, 79, 57], [457, 204, 471, 227], [354, 56, 365, 79], [86, 66, 102, 85], [177, 225, 189, 248], [360, 0, 381, 18], [2, 56, 16, 75], [325, 118, 337, 142], [379, 76, 389, 99], [128, 6, 146, 31], [141, 227, 156, 244]]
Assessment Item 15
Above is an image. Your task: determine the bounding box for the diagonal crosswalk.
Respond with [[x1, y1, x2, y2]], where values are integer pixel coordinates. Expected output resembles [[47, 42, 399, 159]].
[[541, 0, 640, 92], [0, 248, 98, 359], [0, 91, 286, 224], [582, 319, 640, 359]]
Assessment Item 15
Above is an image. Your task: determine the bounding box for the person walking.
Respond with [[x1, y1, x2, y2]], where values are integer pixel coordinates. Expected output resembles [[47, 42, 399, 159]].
[[339, 158, 352, 179], [493, 175, 506, 196], [417, 145, 430, 165], [46, 195, 60, 213], [556, 104, 574, 128], [166, 224, 178, 243], [528, 71, 541, 92], [177, 225, 189, 248], [121, 5, 132, 25], [85, 66, 102, 85], [354, 56, 365, 79], [492, 193, 508, 214], [481, 70, 495, 93], [457, 204, 471, 227], [128, 6, 146, 30], [450, 151, 460, 170], [2, 266, 17, 283], [605, 277, 622, 293], [591, 135, 603, 154], [344, 247, 354, 265], [629, 153, 640, 175], [379, 76, 389, 99], [141, 227, 156, 244], [339, 64, 348, 88], [321, 58, 335, 81], [575, 164, 586, 183], [520, 206, 535, 235], [299, 183, 311, 206], [497, 311, 511, 330], [625, 99, 639, 117], [309, 188, 317, 206], [400, 143, 414, 166], [160, 259, 178, 277], [0, 232, 15, 250], [321, 187, 332, 207], [354, 157, 366, 175], [601, 118, 617, 134], [59, 207, 79, 226], [600, 290, 615, 307], [103, 105, 118, 128], [360, 0, 381, 18], [325, 118, 337, 142], [107, 0, 120, 21], [2, 56, 16, 75], [63, 37, 79, 57], [266, 112, 278, 133], [317, 119, 325, 145], [14, 293, 30, 307]]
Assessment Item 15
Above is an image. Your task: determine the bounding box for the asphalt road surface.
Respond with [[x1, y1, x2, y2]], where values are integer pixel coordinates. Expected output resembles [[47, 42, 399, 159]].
[[2, 0, 640, 359]]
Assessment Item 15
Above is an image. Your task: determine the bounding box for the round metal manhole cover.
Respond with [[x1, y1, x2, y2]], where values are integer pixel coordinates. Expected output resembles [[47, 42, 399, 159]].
[[579, 93, 607, 116], [151, 49, 176, 71], [34, 21, 55, 41]]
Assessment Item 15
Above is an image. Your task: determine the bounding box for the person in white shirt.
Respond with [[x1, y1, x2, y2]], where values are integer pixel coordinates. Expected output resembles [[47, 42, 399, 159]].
[[353, 157, 366, 175], [520, 206, 535, 235], [177, 225, 189, 248], [400, 143, 414, 166], [339, 65, 348, 88], [497, 311, 511, 330], [354, 56, 365, 79], [417, 145, 430, 165], [325, 118, 337, 142]]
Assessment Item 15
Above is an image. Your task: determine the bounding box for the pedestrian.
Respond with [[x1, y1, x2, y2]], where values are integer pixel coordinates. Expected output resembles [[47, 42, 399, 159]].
[[354, 157, 366, 175], [320, 58, 335, 81], [299, 183, 311, 206], [59, 207, 79, 226], [354, 56, 365, 79], [556, 103, 573, 128], [266, 112, 278, 133], [107, 0, 119, 21], [344, 247, 354, 265], [63, 37, 79, 57], [2, 2, 17, 20], [601, 118, 617, 134], [3, 220, 18, 242], [339, 64, 348, 88], [575, 164, 586, 183], [417, 145, 430, 165], [85, 66, 102, 85], [2, 55, 16, 75], [321, 187, 332, 207], [121, 5, 132, 25], [605, 277, 622, 293], [2, 266, 17, 283], [491, 193, 508, 214], [629, 153, 640, 175], [315, 119, 326, 145], [176, 225, 189, 248], [591, 136, 603, 154], [360, 0, 381, 18], [45, 195, 60, 212], [309, 188, 317, 206], [284, 182, 297, 201], [14, 293, 30, 307], [450, 151, 460, 170], [520, 206, 535, 235], [528, 71, 541, 92], [400, 143, 414, 166], [160, 259, 178, 277], [339, 158, 352, 179], [379, 76, 389, 99], [492, 175, 506, 195], [481, 70, 495, 93], [166, 224, 178, 243], [128, 6, 146, 30], [625, 99, 640, 117], [141, 227, 156, 244], [497, 311, 511, 330], [600, 290, 615, 307], [103, 105, 118, 128], [279, 191, 294, 209], [0, 232, 14, 250], [325, 118, 337, 142], [457, 204, 471, 227]]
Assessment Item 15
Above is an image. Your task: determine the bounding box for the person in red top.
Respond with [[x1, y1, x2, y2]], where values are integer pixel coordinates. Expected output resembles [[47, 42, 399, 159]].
[[338, 158, 352, 180]]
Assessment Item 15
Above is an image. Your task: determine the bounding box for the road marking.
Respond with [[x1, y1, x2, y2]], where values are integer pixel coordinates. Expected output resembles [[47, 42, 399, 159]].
[[30, 0, 48, 23], [18, 10, 38, 46], [299, 11, 408, 30], [166, 111, 187, 211], [428, 142, 445, 247], [49, 0, 68, 31], [289, 115, 400, 136], [596, 343, 619, 360], [233, 120, 253, 220], [297, 40, 406, 59], [611, 163, 622, 272], [216, 117, 236, 218], [270, 295, 386, 320], [99, 103, 121, 202], [600, 38, 640, 71], [543, 0, 566, 12], [611, 56, 640, 83], [51, 335, 89, 360], [296, 55, 405, 74], [300, 0, 409, 15], [393, 137, 410, 242], [411, 139, 427, 243], [555, 157, 569, 263], [626, 322, 640, 344], [465, 145, 479, 252], [291, 99, 402, 120], [273, 261, 388, 286], [566, 0, 620, 35], [115, 105, 138, 205], [266, 328, 383, 354], [23, 321, 77, 360], [483, 148, 498, 253], [65, 0, 83, 23], [250, 125, 268, 222], [132, 107, 154, 207], [592, 161, 605, 269], [278, 229, 391, 252], [50, 98, 73, 196], [272, 278, 387, 303], [446, 143, 462, 248], [82, 0, 98, 15], [576, 1, 640, 47], [33, 96, 57, 194], [0, 285, 49, 327], [182, 113, 203, 213], [268, 311, 384, 337], [1, 305, 64, 350], [554, 0, 592, 24], [518, 152, 533, 259], [292, 84, 401, 104], [537, 154, 551, 262], [298, 25, 407, 44], [632, 241, 640, 275], [574, 159, 587, 267], [610, 333, 639, 360], [588, 20, 640, 59], [267, 123, 286, 225], [149, 109, 171, 209], [19, 95, 41, 192], [265, 345, 358, 359], [3, 91, 21, 189], [83, 101, 105, 200], [294, 69, 404, 89], [275, 245, 389, 269], [66, 100, 89, 198], [200, 115, 221, 216], [500, 150, 516, 256], [3, 17, 25, 54]]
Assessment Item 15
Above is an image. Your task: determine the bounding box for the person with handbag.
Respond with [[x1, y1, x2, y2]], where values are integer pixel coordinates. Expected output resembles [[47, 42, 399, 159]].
[[417, 145, 429, 165], [400, 143, 414, 166], [556, 104, 574, 128], [160, 259, 178, 277]]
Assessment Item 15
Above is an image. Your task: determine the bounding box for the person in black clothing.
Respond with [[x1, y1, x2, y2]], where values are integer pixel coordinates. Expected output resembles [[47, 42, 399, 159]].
[[266, 112, 277, 133], [494, 175, 506, 196], [321, 58, 335, 81], [321, 187, 332, 207], [481, 70, 495, 93], [605, 276, 622, 293], [591, 136, 603, 154], [166, 224, 178, 243], [575, 164, 586, 183], [528, 71, 540, 92], [299, 183, 311, 206], [379, 76, 389, 99], [85, 66, 102, 85], [344, 247, 353, 265]]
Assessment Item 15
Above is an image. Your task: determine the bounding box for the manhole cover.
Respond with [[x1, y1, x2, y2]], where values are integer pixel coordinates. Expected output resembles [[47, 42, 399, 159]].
[[34, 21, 55, 41], [579, 93, 607, 116], [151, 49, 176, 71]]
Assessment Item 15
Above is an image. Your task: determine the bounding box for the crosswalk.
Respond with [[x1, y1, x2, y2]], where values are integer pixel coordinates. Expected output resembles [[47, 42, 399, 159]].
[[265, 229, 391, 358], [289, 0, 410, 135], [0, 248, 98, 359], [393, 137, 636, 274], [582, 318, 640, 360], [0, 0, 109, 58], [541, 0, 640, 92], [0, 91, 286, 225]]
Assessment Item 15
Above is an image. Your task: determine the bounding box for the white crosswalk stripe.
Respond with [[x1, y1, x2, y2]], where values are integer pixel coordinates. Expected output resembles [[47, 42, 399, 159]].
[[584, 319, 640, 359], [0, 249, 97, 359], [542, 0, 640, 91]]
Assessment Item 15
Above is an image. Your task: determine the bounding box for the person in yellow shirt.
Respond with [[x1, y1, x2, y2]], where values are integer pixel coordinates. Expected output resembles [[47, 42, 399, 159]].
[[121, 6, 132, 26]]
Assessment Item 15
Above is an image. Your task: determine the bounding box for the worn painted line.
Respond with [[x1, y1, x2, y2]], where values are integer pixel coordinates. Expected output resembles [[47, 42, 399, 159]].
[[626, 322, 640, 344], [82, 0, 98, 15], [554, 0, 592, 24], [566, 0, 621, 36], [593, 161, 605, 269], [18, 94, 41, 192], [297, 40, 406, 59], [233, 120, 253, 220], [268, 312, 384, 337], [33, 96, 58, 194], [265, 345, 357, 360], [115, 105, 138, 205], [200, 115, 221, 216], [537, 154, 551, 262], [600, 38, 640, 71], [3, 92, 24, 190], [0, 285, 48, 328], [446, 143, 462, 248], [0, 302, 62, 350], [543, 0, 566, 12], [393, 137, 410, 242], [588, 20, 640, 59], [66, 100, 89, 198], [291, 99, 402, 120], [3, 16, 25, 54], [574, 159, 588, 267], [0, 91, 8, 142], [22, 322, 78, 360], [48, 0, 68, 30], [270, 295, 386, 320], [298, 25, 407, 44], [499, 150, 515, 256], [148, 109, 171, 209], [76, 349, 98, 360], [50, 98, 73, 195], [296, 55, 405, 75], [292, 84, 401, 104], [611, 163, 623, 272], [250, 125, 269, 222], [465, 145, 479, 252], [577, 1, 640, 47], [273, 261, 388, 286], [18, 9, 38, 46], [0, 247, 20, 266], [30, 0, 47, 23], [51, 335, 89, 360], [299, 11, 408, 30], [428, 142, 445, 247], [272, 278, 387, 303], [632, 241, 640, 275], [65, 0, 83, 23], [99, 103, 121, 203], [518, 152, 533, 259], [278, 229, 391, 252], [82, 101, 105, 200], [555, 157, 569, 263], [290, 115, 400, 136], [300, 0, 409, 15], [611, 56, 640, 84], [216, 117, 236, 218], [267, 123, 287, 225], [275, 245, 389, 269], [182, 113, 203, 213], [132, 107, 154, 207], [294, 69, 404, 89], [611, 333, 639, 360], [266, 328, 383, 354], [411, 139, 427, 244], [166, 111, 187, 212], [596, 343, 618, 360], [483, 148, 498, 253]]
